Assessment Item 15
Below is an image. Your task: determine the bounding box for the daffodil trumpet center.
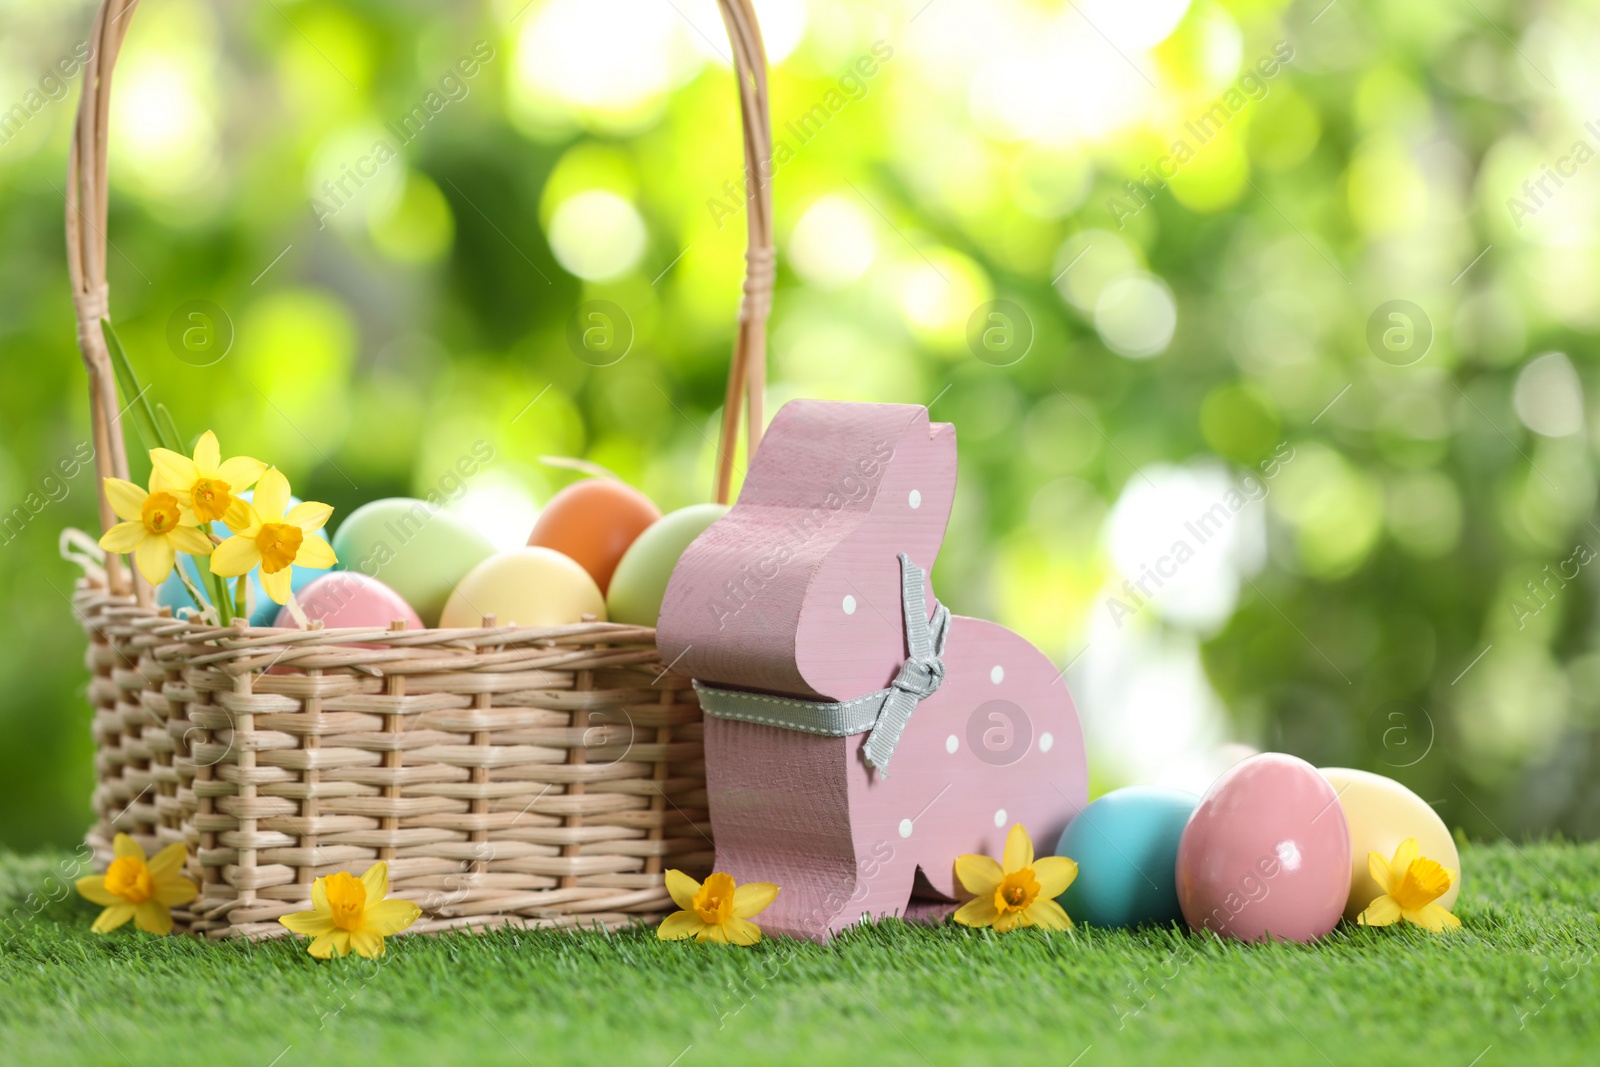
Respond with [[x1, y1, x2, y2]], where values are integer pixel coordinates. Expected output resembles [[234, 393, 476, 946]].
[[189, 477, 233, 524], [995, 868, 1041, 914], [1392, 858, 1452, 911], [323, 872, 367, 931], [693, 873, 737, 925], [141, 491, 183, 536], [256, 522, 304, 573], [104, 855, 155, 904]]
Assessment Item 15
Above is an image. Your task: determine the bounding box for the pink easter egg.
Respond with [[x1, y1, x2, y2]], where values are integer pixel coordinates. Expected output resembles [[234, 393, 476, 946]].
[[273, 572, 423, 631], [1175, 752, 1350, 943]]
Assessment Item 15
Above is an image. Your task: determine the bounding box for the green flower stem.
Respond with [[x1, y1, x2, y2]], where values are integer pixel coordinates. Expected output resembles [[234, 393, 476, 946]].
[[193, 552, 233, 626]]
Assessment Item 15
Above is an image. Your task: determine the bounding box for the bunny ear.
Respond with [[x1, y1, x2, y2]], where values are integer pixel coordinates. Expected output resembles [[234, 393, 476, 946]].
[[657, 400, 960, 702], [793, 405, 958, 702]]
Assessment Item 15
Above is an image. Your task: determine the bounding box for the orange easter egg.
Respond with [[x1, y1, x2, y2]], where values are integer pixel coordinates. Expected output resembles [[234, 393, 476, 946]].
[[527, 479, 660, 594]]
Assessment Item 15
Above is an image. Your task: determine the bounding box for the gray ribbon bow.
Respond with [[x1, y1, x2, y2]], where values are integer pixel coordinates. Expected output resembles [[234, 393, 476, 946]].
[[693, 553, 950, 776]]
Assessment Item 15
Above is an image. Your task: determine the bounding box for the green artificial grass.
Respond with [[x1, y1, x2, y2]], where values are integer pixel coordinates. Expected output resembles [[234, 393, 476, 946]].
[[1, 841, 1596, 1066]]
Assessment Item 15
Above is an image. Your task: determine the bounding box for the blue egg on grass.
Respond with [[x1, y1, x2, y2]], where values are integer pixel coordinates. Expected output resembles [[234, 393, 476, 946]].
[[153, 490, 332, 625], [1055, 786, 1199, 928]]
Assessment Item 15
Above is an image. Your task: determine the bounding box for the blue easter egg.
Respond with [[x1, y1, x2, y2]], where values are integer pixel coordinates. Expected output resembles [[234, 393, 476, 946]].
[[152, 489, 331, 624], [156, 554, 208, 613], [1055, 786, 1199, 928]]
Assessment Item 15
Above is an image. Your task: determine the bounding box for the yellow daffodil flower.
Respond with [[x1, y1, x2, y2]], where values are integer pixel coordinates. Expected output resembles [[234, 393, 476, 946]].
[[278, 862, 421, 959], [210, 468, 337, 604], [1358, 837, 1461, 933], [657, 870, 778, 945], [150, 430, 266, 529], [954, 824, 1077, 932], [76, 833, 197, 935], [97, 473, 214, 584]]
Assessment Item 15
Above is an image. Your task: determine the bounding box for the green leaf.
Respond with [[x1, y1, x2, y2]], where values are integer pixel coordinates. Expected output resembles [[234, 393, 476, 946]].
[[100, 319, 167, 456], [155, 403, 186, 456]]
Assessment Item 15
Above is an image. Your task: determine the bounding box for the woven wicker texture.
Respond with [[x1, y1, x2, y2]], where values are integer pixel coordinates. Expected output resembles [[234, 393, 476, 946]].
[[63, 0, 776, 938], [76, 580, 712, 937]]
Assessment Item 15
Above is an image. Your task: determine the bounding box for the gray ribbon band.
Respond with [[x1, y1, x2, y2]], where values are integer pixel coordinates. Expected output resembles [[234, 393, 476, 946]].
[[694, 553, 950, 775]]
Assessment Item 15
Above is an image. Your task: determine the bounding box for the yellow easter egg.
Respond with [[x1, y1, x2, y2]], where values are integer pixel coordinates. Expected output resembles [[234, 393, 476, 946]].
[[1320, 767, 1460, 921], [439, 547, 606, 628]]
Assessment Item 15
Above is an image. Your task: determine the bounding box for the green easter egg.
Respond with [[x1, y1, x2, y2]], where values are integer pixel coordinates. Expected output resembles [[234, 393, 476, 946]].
[[329, 497, 495, 626], [605, 503, 728, 626]]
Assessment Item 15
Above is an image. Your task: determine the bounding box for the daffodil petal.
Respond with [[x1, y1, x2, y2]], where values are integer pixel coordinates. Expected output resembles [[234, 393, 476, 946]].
[[215, 455, 267, 489], [308, 931, 343, 958], [168, 526, 214, 556], [134, 536, 176, 584], [76, 875, 120, 906], [1002, 824, 1033, 872], [953, 895, 999, 928], [145, 843, 187, 879], [350, 930, 387, 958], [113, 833, 145, 861], [664, 869, 701, 911], [102, 478, 147, 523], [133, 900, 174, 935], [1367, 850, 1392, 895], [254, 468, 291, 523], [993, 908, 1026, 933], [151, 449, 199, 490], [732, 881, 779, 919], [360, 861, 389, 902], [99, 522, 146, 553], [222, 497, 255, 532], [1404, 904, 1460, 933], [234, 503, 264, 536], [192, 431, 221, 475], [155, 875, 198, 907], [260, 566, 293, 605], [280, 909, 337, 936], [286, 501, 334, 534], [312, 876, 329, 914], [724, 917, 762, 946], [364, 898, 421, 936], [1032, 856, 1078, 900], [1025, 897, 1074, 931], [698, 921, 731, 944], [295, 535, 337, 570], [1390, 838, 1420, 888], [1359, 894, 1402, 926], [657, 910, 705, 941], [209, 535, 261, 578], [92, 903, 135, 933], [954, 853, 1004, 897]]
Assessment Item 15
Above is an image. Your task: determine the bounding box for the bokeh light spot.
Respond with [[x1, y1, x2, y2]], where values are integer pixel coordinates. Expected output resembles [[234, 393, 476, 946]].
[[789, 195, 877, 288], [1094, 273, 1177, 359], [549, 190, 648, 281]]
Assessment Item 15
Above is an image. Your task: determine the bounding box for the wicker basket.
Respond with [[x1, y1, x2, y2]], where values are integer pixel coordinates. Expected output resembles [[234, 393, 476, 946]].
[[63, 0, 777, 938]]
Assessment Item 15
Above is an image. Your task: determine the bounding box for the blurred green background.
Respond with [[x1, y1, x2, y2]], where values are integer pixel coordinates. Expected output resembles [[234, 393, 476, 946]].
[[2, 0, 1596, 849]]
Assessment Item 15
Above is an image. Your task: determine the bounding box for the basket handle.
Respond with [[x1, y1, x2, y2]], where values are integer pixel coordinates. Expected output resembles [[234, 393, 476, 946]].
[[66, 0, 775, 599]]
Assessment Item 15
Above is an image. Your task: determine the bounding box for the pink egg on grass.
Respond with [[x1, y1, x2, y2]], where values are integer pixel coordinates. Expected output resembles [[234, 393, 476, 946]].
[[273, 572, 423, 631], [1175, 752, 1351, 943]]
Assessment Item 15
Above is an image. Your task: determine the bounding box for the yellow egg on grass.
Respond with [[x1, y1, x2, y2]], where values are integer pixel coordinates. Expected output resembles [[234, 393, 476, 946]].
[[439, 547, 606, 628], [1320, 766, 1461, 921]]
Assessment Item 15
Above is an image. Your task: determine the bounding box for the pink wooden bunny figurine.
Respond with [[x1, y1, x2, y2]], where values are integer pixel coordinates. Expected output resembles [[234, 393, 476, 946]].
[[658, 399, 1087, 941]]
